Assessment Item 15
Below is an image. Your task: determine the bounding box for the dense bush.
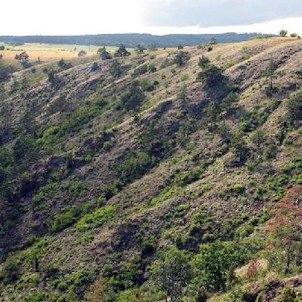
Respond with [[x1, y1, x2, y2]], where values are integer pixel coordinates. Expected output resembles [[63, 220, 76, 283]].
[[121, 81, 145, 111], [76, 206, 116, 232], [197, 63, 224, 87], [115, 150, 153, 183], [287, 90, 302, 125], [50, 203, 92, 233], [174, 51, 190, 67], [193, 240, 259, 292], [151, 247, 192, 302]]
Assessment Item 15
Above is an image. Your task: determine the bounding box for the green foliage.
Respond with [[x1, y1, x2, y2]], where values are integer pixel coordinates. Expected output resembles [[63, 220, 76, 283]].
[[287, 90, 302, 125], [105, 259, 144, 291], [50, 203, 93, 233], [230, 132, 250, 165], [174, 51, 190, 67], [192, 240, 258, 292], [174, 166, 205, 187], [135, 44, 146, 54], [24, 291, 46, 302], [13, 134, 39, 163], [121, 81, 145, 111], [140, 79, 156, 92], [151, 247, 192, 302], [98, 46, 112, 60], [115, 44, 131, 57], [197, 63, 224, 87], [40, 98, 108, 145], [0, 61, 18, 82], [232, 184, 245, 195], [279, 30, 288, 37], [198, 56, 210, 69], [133, 64, 148, 77], [58, 59, 72, 70], [115, 150, 153, 183], [277, 287, 298, 302], [110, 60, 123, 78], [209, 37, 217, 45], [0, 257, 20, 284], [76, 205, 116, 232], [91, 62, 99, 72], [116, 288, 153, 302], [33, 183, 58, 206]]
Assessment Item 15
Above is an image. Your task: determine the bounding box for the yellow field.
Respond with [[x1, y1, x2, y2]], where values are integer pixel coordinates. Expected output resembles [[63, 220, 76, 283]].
[[0, 43, 118, 61]]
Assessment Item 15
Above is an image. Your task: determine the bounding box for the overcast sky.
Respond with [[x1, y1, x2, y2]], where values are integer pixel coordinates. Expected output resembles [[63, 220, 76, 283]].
[[1, 0, 302, 35]]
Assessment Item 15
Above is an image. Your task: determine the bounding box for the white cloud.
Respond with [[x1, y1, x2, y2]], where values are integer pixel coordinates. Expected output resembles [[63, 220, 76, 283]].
[[141, 17, 302, 35], [0, 0, 302, 35]]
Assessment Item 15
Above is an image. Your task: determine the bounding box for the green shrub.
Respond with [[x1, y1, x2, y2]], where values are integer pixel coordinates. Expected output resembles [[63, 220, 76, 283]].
[[140, 79, 155, 92], [174, 51, 190, 67], [50, 203, 92, 233], [287, 90, 302, 125], [193, 240, 262, 292], [277, 287, 297, 302], [133, 64, 148, 77], [24, 291, 46, 302], [232, 184, 245, 195], [115, 150, 153, 183], [76, 205, 116, 232], [197, 64, 224, 87], [0, 257, 20, 284], [121, 81, 145, 111]]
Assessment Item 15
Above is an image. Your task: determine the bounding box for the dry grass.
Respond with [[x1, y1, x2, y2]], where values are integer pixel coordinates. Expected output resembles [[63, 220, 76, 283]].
[[0, 43, 118, 61]]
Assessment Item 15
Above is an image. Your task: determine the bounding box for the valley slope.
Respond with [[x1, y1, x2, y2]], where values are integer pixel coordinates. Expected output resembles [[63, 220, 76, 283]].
[[0, 37, 301, 302]]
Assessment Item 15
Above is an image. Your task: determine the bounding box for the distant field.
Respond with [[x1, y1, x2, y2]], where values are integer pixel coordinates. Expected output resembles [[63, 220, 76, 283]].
[[0, 43, 119, 61]]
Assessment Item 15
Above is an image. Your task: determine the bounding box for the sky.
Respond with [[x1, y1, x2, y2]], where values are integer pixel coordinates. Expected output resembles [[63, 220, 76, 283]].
[[1, 0, 302, 35]]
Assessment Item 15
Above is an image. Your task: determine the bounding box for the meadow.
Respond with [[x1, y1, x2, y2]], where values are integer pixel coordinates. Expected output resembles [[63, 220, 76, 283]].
[[0, 43, 118, 61]]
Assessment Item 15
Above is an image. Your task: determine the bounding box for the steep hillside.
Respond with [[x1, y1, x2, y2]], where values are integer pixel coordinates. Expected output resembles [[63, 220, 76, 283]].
[[0, 37, 301, 302]]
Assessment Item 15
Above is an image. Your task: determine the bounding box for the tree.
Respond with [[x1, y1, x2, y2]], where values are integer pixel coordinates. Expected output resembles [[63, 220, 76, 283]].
[[110, 60, 123, 78], [174, 51, 190, 67], [58, 58, 72, 70], [198, 56, 210, 69], [114, 44, 130, 57], [0, 62, 15, 82], [15, 51, 29, 62], [265, 59, 277, 96], [98, 46, 112, 60], [121, 81, 145, 111], [209, 37, 217, 45], [230, 131, 250, 165], [197, 64, 223, 87], [287, 90, 302, 125], [15, 51, 31, 68], [151, 247, 192, 302], [0, 46, 5, 50], [78, 50, 87, 57], [279, 30, 288, 37], [204, 101, 221, 128], [135, 44, 145, 54], [193, 241, 249, 293], [267, 185, 302, 275], [91, 62, 99, 72]]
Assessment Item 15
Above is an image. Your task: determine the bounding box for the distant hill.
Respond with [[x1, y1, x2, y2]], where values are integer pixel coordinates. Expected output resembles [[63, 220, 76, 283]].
[[0, 32, 273, 47]]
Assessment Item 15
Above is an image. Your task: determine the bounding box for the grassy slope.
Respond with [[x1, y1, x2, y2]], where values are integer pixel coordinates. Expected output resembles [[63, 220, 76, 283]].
[[0, 37, 301, 301]]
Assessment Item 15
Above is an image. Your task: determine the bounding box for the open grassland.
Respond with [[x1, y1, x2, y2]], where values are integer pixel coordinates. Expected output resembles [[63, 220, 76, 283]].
[[0, 43, 119, 61]]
